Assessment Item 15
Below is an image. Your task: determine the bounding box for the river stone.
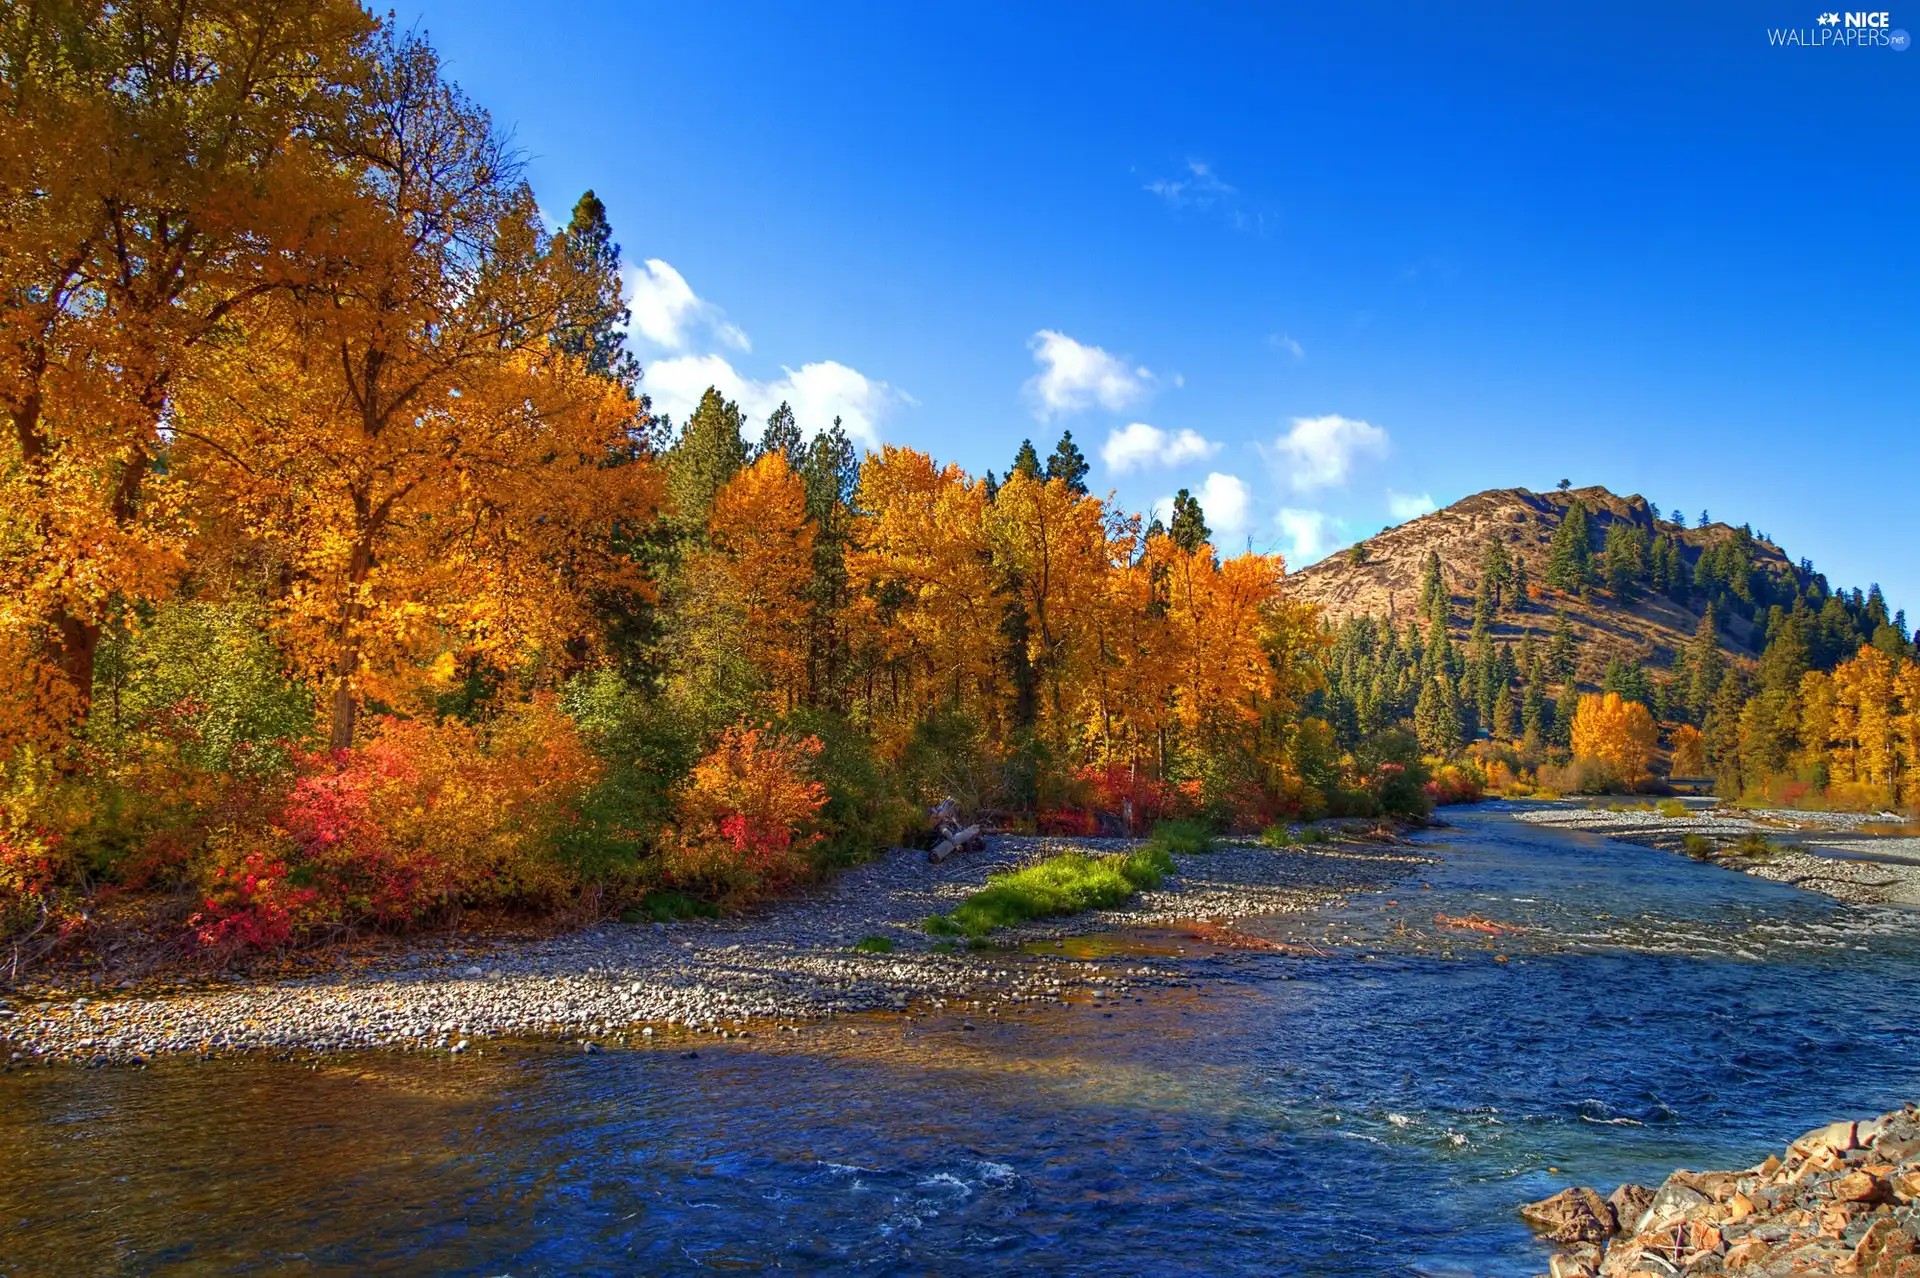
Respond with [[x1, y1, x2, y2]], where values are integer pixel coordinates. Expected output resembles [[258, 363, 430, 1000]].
[[1520, 1187, 1617, 1244], [1636, 1178, 1709, 1235], [1791, 1119, 1859, 1159], [1606, 1184, 1654, 1233]]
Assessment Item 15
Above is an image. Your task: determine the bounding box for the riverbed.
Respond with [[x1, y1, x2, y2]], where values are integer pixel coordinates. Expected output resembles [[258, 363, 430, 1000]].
[[3, 805, 1917, 1275]]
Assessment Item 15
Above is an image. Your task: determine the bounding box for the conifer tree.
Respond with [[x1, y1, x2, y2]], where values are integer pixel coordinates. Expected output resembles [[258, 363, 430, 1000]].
[[758, 401, 803, 467], [1046, 430, 1090, 495], [1686, 605, 1726, 723], [1421, 550, 1448, 629], [668, 388, 747, 533], [1545, 501, 1593, 592], [556, 191, 642, 391], [1011, 439, 1042, 479], [1169, 489, 1210, 553]]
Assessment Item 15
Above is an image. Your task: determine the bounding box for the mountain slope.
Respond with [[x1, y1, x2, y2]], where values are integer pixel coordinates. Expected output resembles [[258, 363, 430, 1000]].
[[1287, 485, 1797, 681]]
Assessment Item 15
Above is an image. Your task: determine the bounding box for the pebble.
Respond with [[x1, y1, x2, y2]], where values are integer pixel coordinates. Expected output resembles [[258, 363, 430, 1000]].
[[0, 830, 1429, 1066]]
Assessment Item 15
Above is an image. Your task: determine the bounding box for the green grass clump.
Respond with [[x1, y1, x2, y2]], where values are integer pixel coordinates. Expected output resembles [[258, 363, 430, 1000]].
[[1657, 798, 1690, 819], [1732, 833, 1776, 857], [853, 935, 895, 954], [1259, 824, 1293, 847], [1147, 818, 1213, 856], [1681, 833, 1716, 859], [924, 846, 1174, 941], [622, 891, 720, 924]]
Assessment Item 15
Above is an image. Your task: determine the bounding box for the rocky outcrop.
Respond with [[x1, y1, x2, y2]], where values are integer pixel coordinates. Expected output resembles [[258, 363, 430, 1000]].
[[1523, 1104, 1920, 1277]]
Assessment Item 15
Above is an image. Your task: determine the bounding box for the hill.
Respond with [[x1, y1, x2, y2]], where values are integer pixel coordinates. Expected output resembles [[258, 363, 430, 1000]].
[[1288, 485, 1796, 685]]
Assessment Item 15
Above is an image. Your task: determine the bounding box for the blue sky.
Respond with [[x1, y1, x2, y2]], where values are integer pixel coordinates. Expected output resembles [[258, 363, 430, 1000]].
[[400, 1, 1917, 614]]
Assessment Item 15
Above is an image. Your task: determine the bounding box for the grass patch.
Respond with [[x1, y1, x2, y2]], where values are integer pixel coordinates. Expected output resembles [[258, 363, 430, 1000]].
[[853, 935, 895, 954], [621, 891, 721, 925], [1732, 833, 1777, 857], [1681, 833, 1716, 860], [924, 846, 1175, 941], [1147, 818, 1213, 856], [1657, 799, 1690, 819], [1259, 824, 1293, 847]]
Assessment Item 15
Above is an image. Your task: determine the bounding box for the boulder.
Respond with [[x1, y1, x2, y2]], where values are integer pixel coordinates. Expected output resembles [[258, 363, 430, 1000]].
[[1790, 1120, 1859, 1160], [1606, 1183, 1655, 1233], [1636, 1177, 1709, 1234], [1521, 1187, 1618, 1244]]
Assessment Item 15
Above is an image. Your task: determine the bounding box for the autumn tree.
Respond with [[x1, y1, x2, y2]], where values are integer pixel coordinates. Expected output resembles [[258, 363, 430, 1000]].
[[174, 29, 659, 748], [704, 453, 817, 711], [0, 0, 373, 743], [1570, 691, 1658, 788]]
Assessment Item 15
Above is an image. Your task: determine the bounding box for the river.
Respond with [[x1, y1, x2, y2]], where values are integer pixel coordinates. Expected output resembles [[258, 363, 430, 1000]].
[[4, 806, 1917, 1275]]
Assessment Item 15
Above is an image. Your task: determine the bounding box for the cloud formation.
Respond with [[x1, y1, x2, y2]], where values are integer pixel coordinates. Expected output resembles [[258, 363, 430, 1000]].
[[627, 259, 750, 353], [1144, 158, 1236, 209], [1272, 414, 1389, 491], [1275, 508, 1342, 565], [1025, 330, 1154, 419], [646, 353, 901, 446], [1199, 472, 1252, 537], [1269, 333, 1305, 360], [1386, 490, 1437, 521], [1100, 422, 1219, 473]]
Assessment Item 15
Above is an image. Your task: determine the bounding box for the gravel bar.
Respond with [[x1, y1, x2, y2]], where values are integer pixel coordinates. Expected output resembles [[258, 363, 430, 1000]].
[[1513, 802, 1920, 908], [0, 831, 1430, 1066]]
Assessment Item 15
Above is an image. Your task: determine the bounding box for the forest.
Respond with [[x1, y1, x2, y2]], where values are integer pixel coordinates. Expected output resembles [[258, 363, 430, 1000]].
[[5, 4, 1913, 978], [1314, 497, 1920, 808], [0, 2, 1412, 970]]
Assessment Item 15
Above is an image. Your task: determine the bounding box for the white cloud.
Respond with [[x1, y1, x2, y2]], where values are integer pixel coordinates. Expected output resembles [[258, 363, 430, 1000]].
[[1146, 472, 1249, 540], [1145, 158, 1237, 208], [627, 259, 750, 353], [1272, 414, 1389, 491], [1024, 330, 1154, 419], [1199, 472, 1251, 537], [1269, 333, 1305, 360], [1274, 508, 1344, 565], [1386, 489, 1437, 522], [1101, 422, 1219, 473], [646, 353, 901, 446]]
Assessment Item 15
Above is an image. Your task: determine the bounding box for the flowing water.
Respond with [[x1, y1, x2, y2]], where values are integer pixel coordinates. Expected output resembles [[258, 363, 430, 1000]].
[[4, 807, 1919, 1275]]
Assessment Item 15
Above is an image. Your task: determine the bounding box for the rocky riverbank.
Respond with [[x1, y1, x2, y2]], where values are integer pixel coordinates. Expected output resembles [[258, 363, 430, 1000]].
[[1513, 804, 1920, 908], [1522, 1105, 1920, 1276], [0, 826, 1431, 1066]]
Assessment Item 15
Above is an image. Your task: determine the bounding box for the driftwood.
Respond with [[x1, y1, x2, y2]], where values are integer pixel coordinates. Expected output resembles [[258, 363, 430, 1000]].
[[928, 824, 982, 864]]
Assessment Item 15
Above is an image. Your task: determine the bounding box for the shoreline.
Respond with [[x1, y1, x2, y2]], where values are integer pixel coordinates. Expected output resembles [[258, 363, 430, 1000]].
[[1523, 1105, 1920, 1276], [1511, 802, 1920, 909], [0, 825, 1433, 1067]]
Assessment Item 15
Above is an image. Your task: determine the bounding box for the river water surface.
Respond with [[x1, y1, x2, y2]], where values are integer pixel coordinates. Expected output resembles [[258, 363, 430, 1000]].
[[4, 806, 1918, 1275]]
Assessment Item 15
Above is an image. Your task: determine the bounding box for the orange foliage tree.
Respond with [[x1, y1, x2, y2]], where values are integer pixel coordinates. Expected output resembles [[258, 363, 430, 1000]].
[[1570, 691, 1659, 787], [0, 0, 373, 745], [706, 453, 817, 710]]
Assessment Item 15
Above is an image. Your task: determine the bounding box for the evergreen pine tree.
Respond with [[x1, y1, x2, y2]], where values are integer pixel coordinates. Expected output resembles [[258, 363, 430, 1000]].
[[1011, 439, 1042, 479], [1045, 430, 1090, 495], [758, 401, 803, 466], [1545, 501, 1593, 592], [1420, 550, 1448, 629], [1493, 685, 1519, 741], [667, 387, 746, 532], [1169, 489, 1210, 553], [555, 190, 641, 391], [1414, 667, 1462, 756], [1686, 604, 1726, 723]]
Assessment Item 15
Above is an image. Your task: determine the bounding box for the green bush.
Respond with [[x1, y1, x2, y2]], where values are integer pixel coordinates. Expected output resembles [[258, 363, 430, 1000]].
[[783, 708, 915, 874], [853, 935, 895, 954], [624, 890, 720, 924], [1657, 799, 1690, 819], [1148, 818, 1212, 856], [1259, 824, 1292, 847], [924, 846, 1173, 940], [1681, 833, 1716, 859]]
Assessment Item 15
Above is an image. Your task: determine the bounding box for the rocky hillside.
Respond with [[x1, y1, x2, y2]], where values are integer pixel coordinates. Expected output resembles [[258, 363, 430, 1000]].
[[1287, 485, 1798, 679]]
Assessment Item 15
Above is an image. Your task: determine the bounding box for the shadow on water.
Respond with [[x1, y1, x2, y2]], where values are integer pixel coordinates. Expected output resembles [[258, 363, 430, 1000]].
[[4, 806, 1919, 1276]]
